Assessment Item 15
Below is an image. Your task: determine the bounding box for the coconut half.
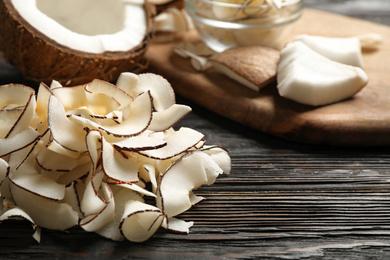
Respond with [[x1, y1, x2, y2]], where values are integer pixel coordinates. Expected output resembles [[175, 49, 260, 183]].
[[0, 0, 155, 85]]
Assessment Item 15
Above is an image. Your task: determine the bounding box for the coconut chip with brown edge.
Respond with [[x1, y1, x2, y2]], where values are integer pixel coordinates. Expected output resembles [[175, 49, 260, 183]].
[[0, 72, 231, 243]]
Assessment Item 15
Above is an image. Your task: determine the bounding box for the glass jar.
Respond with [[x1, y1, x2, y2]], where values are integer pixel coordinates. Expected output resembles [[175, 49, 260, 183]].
[[185, 0, 303, 52]]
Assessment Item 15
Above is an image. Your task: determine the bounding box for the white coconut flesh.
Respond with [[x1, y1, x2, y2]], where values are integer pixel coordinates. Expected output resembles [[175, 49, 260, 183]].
[[11, 0, 148, 53], [293, 34, 364, 67], [277, 41, 368, 106]]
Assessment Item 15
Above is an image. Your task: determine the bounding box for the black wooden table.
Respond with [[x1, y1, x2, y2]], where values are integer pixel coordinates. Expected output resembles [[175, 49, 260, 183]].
[[1, 1, 390, 259]]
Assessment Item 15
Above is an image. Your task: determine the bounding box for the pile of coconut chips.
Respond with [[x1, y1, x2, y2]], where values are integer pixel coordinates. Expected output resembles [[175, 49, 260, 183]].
[[0, 72, 231, 243]]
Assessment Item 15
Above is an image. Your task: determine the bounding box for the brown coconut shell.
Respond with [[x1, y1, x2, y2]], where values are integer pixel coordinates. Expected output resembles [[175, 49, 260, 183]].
[[0, 0, 156, 86], [209, 46, 280, 90]]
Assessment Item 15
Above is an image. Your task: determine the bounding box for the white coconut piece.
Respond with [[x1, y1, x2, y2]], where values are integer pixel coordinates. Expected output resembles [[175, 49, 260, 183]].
[[294, 34, 364, 67], [62, 182, 83, 218], [173, 41, 215, 58], [39, 169, 64, 183], [357, 33, 383, 50], [117, 72, 178, 113], [68, 91, 152, 138], [189, 191, 206, 206], [133, 73, 176, 111], [277, 41, 368, 106], [0, 84, 35, 109], [112, 135, 167, 151], [7, 140, 38, 173], [48, 95, 88, 152], [120, 200, 165, 242], [85, 79, 134, 111], [50, 80, 63, 89], [0, 127, 40, 158], [95, 188, 143, 241], [116, 72, 139, 98], [52, 84, 88, 111], [46, 139, 81, 159], [0, 85, 38, 138], [173, 46, 212, 71], [117, 183, 157, 198], [0, 107, 23, 138], [0, 158, 9, 184], [0, 207, 41, 242], [154, 157, 176, 176], [84, 90, 121, 117], [85, 130, 102, 177], [190, 56, 213, 71], [139, 127, 204, 160], [9, 171, 66, 202], [149, 104, 192, 132], [155, 8, 191, 33], [101, 137, 140, 184], [96, 110, 123, 125], [80, 182, 115, 232], [36, 146, 78, 172], [171, 49, 209, 71], [138, 164, 152, 183], [6, 92, 37, 138], [157, 151, 224, 217], [9, 180, 78, 230], [56, 162, 91, 186], [210, 0, 244, 21], [0, 84, 37, 139], [8, 142, 66, 201], [139, 163, 158, 193], [66, 107, 99, 124], [35, 83, 52, 133], [80, 170, 107, 216], [90, 112, 122, 126], [163, 217, 194, 234], [201, 146, 232, 176]]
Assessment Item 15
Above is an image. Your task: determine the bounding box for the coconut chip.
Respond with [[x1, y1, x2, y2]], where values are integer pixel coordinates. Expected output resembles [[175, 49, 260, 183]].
[[138, 127, 205, 159], [173, 41, 215, 71], [0, 158, 8, 184], [157, 150, 225, 218], [163, 217, 194, 234], [80, 181, 115, 232], [357, 33, 383, 50], [120, 200, 165, 242], [0, 72, 231, 243], [0, 207, 41, 242], [154, 8, 193, 43]]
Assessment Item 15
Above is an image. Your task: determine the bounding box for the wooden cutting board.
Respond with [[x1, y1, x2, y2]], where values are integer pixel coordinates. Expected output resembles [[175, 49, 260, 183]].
[[145, 8, 390, 146]]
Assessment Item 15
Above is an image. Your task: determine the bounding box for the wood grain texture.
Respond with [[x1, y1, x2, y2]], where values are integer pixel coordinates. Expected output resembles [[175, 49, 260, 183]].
[[1, 1, 390, 259], [146, 9, 390, 146]]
